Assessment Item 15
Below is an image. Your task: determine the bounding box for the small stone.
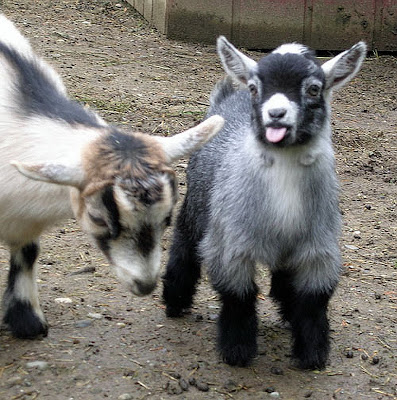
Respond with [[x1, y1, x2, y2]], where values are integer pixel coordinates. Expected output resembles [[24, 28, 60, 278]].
[[55, 297, 72, 304], [353, 230, 361, 239], [374, 293, 382, 300], [118, 394, 134, 400], [196, 380, 209, 392], [26, 361, 49, 370], [75, 319, 93, 328], [270, 392, 280, 398], [344, 244, 359, 250], [265, 387, 276, 393], [361, 353, 369, 361], [123, 369, 136, 377], [194, 314, 203, 321], [88, 312, 103, 320], [304, 392, 313, 398], [371, 355, 380, 365], [345, 350, 354, 358], [270, 366, 284, 375], [208, 313, 218, 321], [223, 379, 237, 391], [365, 204, 372, 210]]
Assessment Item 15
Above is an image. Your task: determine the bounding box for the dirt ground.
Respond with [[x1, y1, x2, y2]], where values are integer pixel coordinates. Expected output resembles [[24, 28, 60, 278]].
[[0, 1, 396, 399]]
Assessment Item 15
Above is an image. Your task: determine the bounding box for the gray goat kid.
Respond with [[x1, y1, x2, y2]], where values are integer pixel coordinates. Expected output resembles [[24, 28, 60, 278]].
[[163, 36, 366, 369], [0, 15, 224, 339]]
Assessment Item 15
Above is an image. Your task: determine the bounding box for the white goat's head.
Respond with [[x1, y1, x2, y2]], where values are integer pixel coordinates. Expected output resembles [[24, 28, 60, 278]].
[[12, 116, 224, 296]]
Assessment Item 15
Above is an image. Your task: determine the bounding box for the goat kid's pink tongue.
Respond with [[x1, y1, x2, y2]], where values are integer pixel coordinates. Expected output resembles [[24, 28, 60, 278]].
[[265, 127, 287, 143]]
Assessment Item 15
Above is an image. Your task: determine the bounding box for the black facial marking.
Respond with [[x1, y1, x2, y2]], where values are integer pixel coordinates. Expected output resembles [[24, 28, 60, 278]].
[[0, 43, 102, 126], [257, 53, 324, 102], [137, 223, 155, 257], [96, 235, 110, 256], [138, 177, 164, 206], [102, 186, 121, 239]]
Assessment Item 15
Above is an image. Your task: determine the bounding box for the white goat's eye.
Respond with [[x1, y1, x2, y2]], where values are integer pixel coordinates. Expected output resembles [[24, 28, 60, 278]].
[[248, 83, 258, 96], [88, 212, 107, 227], [307, 84, 320, 97]]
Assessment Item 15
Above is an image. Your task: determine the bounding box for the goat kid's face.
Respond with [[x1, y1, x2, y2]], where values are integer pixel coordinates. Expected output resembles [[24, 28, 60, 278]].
[[11, 116, 224, 296], [76, 176, 175, 297], [217, 37, 367, 147]]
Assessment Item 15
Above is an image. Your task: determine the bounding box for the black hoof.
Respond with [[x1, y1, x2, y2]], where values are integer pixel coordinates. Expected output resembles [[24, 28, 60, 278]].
[[3, 300, 48, 339], [220, 343, 257, 367]]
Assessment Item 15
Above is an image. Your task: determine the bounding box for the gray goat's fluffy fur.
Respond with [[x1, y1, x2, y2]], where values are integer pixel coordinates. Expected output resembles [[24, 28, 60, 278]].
[[163, 37, 367, 369]]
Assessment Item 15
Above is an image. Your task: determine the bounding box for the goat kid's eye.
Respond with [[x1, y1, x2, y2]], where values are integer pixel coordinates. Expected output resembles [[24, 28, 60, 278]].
[[307, 84, 321, 97], [164, 215, 172, 227], [248, 83, 258, 96], [88, 212, 107, 227]]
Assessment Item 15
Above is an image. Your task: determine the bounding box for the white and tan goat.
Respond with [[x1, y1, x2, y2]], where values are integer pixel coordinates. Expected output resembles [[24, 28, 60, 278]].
[[0, 15, 223, 338]]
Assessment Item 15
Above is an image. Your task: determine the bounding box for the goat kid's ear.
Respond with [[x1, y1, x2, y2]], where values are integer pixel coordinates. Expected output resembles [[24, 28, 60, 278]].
[[11, 161, 84, 188], [322, 41, 367, 91], [217, 36, 257, 85], [155, 115, 224, 163]]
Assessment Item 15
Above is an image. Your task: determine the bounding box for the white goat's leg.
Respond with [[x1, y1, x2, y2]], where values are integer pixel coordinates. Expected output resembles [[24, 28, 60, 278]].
[[2, 241, 48, 338]]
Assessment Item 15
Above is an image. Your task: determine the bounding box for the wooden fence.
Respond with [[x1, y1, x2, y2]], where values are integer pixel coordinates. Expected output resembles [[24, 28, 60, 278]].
[[126, 0, 397, 51]]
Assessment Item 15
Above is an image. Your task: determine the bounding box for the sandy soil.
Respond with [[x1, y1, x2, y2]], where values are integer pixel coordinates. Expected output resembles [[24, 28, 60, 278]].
[[0, 1, 396, 399]]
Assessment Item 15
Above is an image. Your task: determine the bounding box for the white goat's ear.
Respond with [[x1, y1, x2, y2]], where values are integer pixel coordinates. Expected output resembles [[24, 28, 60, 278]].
[[11, 161, 84, 187], [155, 115, 224, 163], [322, 41, 367, 91], [217, 36, 257, 85]]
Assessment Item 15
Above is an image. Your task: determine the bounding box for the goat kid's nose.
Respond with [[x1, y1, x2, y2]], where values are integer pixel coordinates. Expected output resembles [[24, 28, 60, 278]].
[[268, 107, 287, 120], [134, 279, 157, 296]]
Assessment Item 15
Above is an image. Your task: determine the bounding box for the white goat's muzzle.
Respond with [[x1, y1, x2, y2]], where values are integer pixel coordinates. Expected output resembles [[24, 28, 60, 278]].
[[103, 232, 163, 296], [128, 276, 158, 296], [115, 265, 161, 296], [113, 256, 162, 297]]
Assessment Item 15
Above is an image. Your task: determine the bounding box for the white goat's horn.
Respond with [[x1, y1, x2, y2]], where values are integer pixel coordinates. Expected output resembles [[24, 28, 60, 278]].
[[155, 115, 224, 163]]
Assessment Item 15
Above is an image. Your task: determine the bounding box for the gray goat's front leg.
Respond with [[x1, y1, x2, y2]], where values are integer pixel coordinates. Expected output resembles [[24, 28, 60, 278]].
[[209, 256, 258, 367], [3, 242, 48, 338], [162, 207, 202, 317]]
